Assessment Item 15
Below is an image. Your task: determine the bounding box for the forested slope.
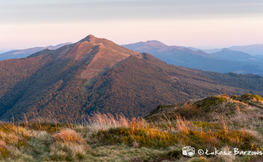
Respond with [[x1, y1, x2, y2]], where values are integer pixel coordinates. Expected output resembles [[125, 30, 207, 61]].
[[1, 36, 263, 121]]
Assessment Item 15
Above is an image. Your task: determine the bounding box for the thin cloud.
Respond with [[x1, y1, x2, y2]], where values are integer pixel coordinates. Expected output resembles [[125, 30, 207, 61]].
[[1, 0, 263, 23]]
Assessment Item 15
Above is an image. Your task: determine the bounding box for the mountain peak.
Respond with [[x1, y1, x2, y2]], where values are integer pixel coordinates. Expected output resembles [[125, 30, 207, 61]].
[[221, 48, 231, 52], [144, 40, 167, 47], [78, 34, 97, 43], [146, 40, 165, 44]]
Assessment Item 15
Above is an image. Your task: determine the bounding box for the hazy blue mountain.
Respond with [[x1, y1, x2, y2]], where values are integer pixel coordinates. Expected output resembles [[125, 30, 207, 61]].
[[255, 55, 263, 59], [186, 47, 202, 51], [211, 48, 257, 61], [202, 48, 222, 53], [0, 49, 12, 54], [123, 41, 263, 75], [0, 43, 72, 61], [203, 44, 263, 56], [229, 44, 263, 56]]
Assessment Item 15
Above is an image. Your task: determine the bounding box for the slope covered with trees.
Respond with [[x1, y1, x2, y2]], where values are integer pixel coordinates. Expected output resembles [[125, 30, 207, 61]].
[[1, 35, 263, 122]]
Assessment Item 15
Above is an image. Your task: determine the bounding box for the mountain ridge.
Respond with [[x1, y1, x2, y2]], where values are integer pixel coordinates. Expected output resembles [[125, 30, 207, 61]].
[[123, 41, 263, 75], [211, 48, 256, 61], [1, 35, 263, 121], [0, 42, 72, 61], [202, 44, 263, 56], [229, 44, 263, 56]]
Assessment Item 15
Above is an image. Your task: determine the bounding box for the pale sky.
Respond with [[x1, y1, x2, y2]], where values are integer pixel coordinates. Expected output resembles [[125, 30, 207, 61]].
[[0, 0, 263, 49]]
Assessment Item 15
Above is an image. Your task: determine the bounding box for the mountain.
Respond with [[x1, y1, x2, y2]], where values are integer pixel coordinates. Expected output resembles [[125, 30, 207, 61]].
[[0, 49, 12, 53], [0, 43, 72, 61], [255, 55, 263, 59], [186, 47, 201, 51], [123, 41, 263, 75], [211, 48, 256, 61], [0, 47, 47, 61], [202, 44, 263, 56], [2, 35, 263, 122], [123, 40, 210, 57], [210, 48, 263, 74], [201, 48, 222, 53], [229, 44, 263, 56]]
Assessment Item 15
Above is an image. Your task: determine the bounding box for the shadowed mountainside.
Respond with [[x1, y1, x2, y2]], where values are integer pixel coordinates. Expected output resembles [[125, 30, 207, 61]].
[[1, 35, 263, 121]]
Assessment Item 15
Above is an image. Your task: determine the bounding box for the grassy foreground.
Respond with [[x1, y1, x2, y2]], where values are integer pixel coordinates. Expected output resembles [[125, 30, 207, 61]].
[[0, 94, 262, 162]]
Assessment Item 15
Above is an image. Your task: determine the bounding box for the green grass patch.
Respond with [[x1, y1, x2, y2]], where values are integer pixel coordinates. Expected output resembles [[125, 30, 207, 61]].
[[176, 129, 260, 151], [146, 104, 176, 117], [232, 93, 263, 102], [0, 146, 9, 158], [93, 127, 178, 148], [21, 122, 69, 133], [242, 93, 263, 102], [89, 145, 181, 162], [192, 121, 222, 130], [194, 95, 228, 112]]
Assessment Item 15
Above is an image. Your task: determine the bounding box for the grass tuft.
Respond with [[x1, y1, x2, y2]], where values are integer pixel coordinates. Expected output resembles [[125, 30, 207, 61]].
[[52, 129, 86, 145], [0, 94, 262, 161]]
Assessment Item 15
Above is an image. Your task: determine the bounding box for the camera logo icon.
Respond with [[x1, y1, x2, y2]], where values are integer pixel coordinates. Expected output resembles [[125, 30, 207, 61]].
[[182, 146, 195, 157]]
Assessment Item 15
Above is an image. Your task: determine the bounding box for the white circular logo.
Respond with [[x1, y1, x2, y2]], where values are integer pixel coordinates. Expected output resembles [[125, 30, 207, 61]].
[[182, 146, 195, 157], [198, 149, 204, 155]]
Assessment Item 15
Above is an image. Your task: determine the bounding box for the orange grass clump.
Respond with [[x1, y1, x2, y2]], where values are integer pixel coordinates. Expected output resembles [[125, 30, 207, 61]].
[[52, 129, 86, 145]]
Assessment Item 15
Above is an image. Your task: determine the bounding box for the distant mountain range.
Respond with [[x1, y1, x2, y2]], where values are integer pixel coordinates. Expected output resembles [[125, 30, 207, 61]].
[[202, 44, 263, 56], [123, 41, 263, 75], [228, 44, 263, 56], [2, 40, 263, 76], [1, 35, 263, 121], [0, 43, 72, 61], [211, 48, 257, 61], [0, 49, 11, 54]]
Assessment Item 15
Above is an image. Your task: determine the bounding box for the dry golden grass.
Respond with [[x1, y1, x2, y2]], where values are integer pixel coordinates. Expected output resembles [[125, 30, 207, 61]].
[[0, 92, 263, 162], [52, 129, 86, 145], [176, 115, 190, 134], [87, 112, 129, 132]]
